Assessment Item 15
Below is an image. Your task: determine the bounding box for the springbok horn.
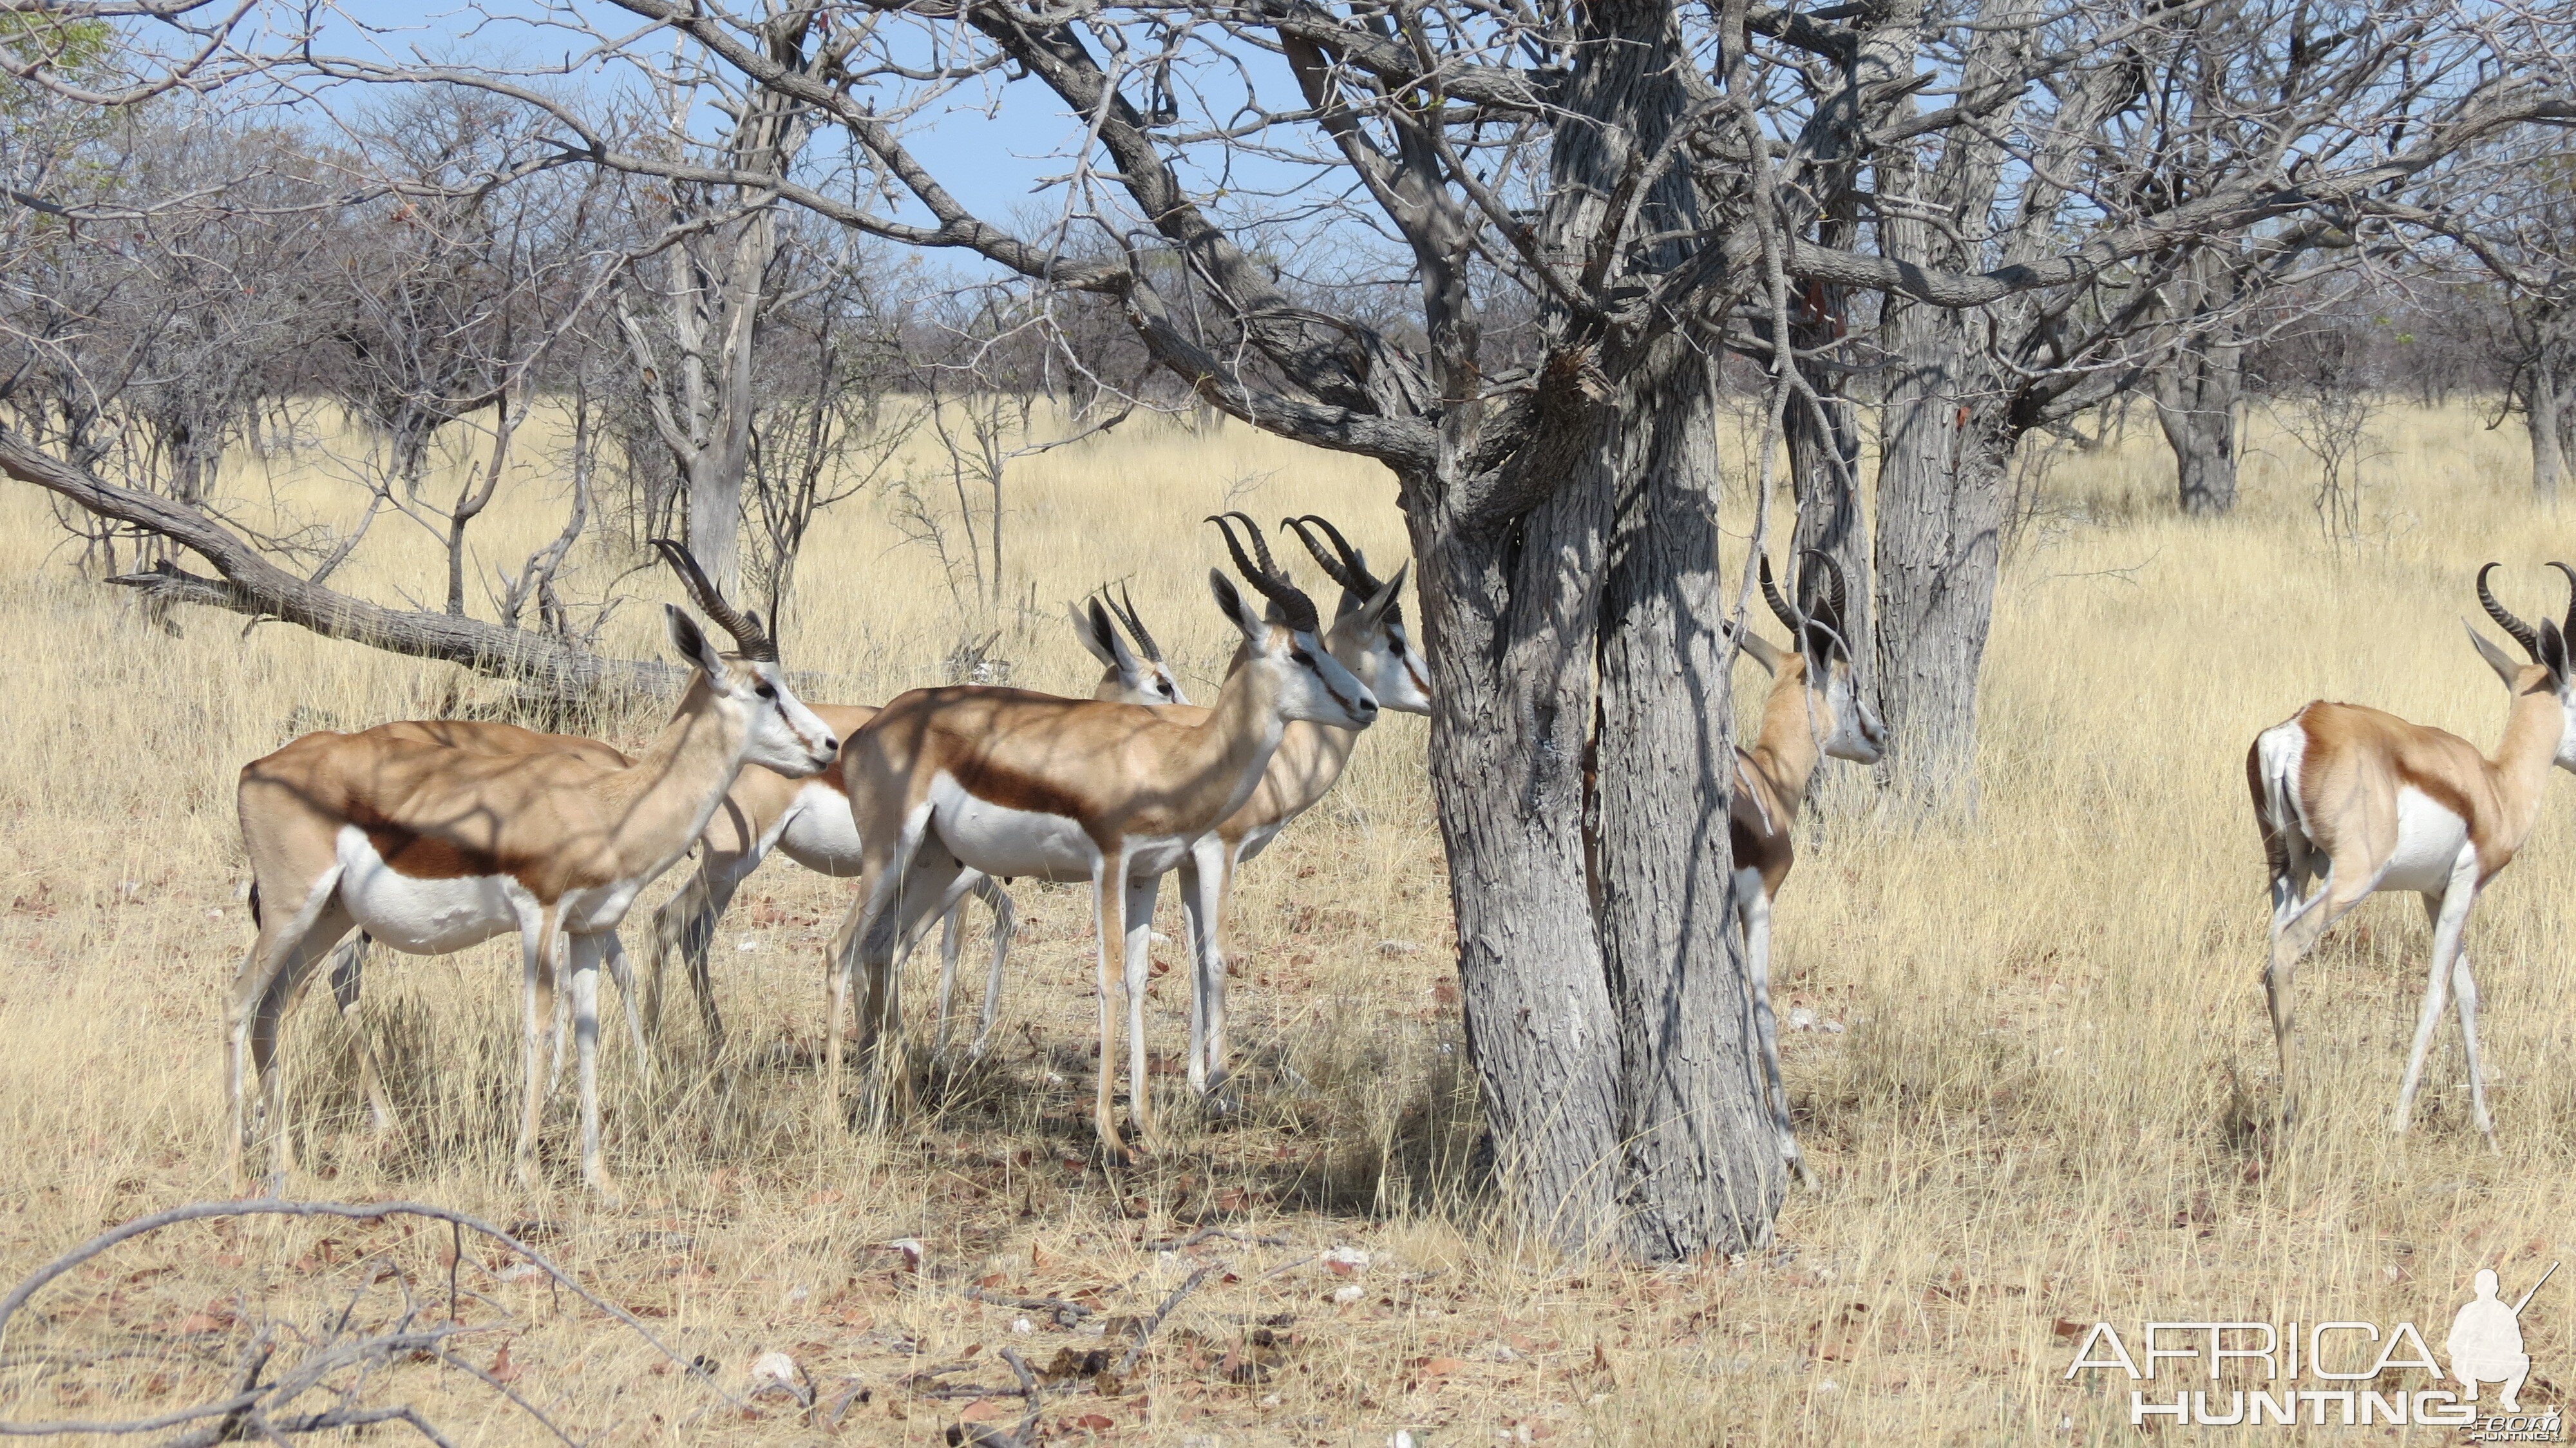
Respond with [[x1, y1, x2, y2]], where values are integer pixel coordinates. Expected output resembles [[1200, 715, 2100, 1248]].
[[1819, 551, 1850, 626], [2551, 560, 2576, 640], [1283, 516, 1361, 593], [650, 538, 776, 662], [1109, 581, 1164, 663], [1759, 555, 1804, 636], [2478, 562, 2542, 658], [1206, 515, 1321, 634], [1221, 510, 1283, 578]]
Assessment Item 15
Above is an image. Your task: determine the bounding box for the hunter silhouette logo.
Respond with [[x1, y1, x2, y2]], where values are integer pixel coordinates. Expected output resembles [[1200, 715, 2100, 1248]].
[[2452, 1264, 2555, 1414]]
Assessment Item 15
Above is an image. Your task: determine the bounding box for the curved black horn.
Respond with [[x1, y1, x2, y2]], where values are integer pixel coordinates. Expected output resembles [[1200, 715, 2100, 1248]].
[[2478, 562, 2541, 658], [2552, 560, 2576, 640], [1206, 515, 1320, 633], [1282, 516, 1361, 592], [1222, 510, 1282, 578], [650, 538, 776, 662], [1293, 515, 1382, 590], [1819, 551, 1849, 625], [1108, 581, 1164, 663], [1759, 555, 1803, 635]]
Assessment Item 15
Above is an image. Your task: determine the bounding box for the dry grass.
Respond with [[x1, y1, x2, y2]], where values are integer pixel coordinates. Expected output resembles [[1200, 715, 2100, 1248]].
[[0, 397, 2570, 1444]]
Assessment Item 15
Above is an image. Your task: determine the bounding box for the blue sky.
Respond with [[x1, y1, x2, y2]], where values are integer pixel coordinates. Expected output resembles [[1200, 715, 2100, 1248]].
[[303, 1, 1315, 249]]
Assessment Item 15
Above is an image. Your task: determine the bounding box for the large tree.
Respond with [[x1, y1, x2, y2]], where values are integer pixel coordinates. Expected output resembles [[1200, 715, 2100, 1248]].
[[4, 0, 2571, 1256]]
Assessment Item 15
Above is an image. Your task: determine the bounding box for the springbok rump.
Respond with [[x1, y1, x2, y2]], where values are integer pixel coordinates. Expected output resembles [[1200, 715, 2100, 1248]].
[[2248, 562, 2576, 1147]]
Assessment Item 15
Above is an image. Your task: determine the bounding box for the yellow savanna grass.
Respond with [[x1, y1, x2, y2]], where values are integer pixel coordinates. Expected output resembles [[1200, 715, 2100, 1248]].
[[0, 396, 2567, 1444]]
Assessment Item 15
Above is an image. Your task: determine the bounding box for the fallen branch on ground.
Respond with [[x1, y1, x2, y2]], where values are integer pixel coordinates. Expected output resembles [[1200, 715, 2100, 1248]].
[[0, 1198, 740, 1442]]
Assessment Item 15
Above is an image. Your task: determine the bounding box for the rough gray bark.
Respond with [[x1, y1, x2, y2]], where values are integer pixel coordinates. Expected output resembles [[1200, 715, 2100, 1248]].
[[1787, 325, 1870, 683], [621, 32, 815, 600], [1406, 466, 1627, 1250], [2533, 361, 2569, 501], [1872, 307, 2011, 809], [2514, 306, 2576, 501], [2154, 351, 2242, 516], [1595, 338, 1783, 1254], [2153, 252, 2246, 515], [1864, 0, 2023, 809]]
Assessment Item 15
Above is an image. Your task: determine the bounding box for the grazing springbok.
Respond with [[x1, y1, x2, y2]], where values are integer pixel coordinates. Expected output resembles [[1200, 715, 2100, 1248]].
[[2248, 563, 2576, 1147], [645, 586, 1190, 1054], [922, 518, 1430, 1095], [1730, 553, 1887, 1182], [227, 543, 836, 1194], [826, 515, 1383, 1157]]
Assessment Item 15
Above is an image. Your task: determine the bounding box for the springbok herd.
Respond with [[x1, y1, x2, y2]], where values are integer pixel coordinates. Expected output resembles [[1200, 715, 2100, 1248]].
[[219, 512, 2576, 1197]]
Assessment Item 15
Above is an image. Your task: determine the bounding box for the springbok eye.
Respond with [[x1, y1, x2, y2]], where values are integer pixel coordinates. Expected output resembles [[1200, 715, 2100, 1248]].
[[1290, 649, 1316, 669], [755, 682, 777, 701]]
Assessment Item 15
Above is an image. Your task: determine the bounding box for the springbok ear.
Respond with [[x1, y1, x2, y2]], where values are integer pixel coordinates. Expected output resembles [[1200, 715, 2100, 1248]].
[[666, 604, 726, 680], [1209, 569, 1267, 640], [2542, 619, 2573, 685], [2465, 618, 2525, 689], [1355, 559, 1410, 629], [1095, 599, 1144, 680], [1070, 600, 1119, 668], [1728, 625, 1784, 676]]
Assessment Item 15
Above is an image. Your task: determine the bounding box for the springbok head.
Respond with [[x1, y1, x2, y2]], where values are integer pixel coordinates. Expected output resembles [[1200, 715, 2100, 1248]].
[[1206, 512, 1378, 731], [1743, 549, 1886, 765], [1282, 513, 1430, 716], [1070, 582, 1191, 705], [651, 538, 838, 777], [2465, 561, 2576, 770]]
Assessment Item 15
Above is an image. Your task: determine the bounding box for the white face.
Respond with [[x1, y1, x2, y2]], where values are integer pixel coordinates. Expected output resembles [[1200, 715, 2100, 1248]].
[[1332, 614, 1432, 717], [727, 660, 840, 777], [1149, 663, 1189, 705], [1257, 624, 1381, 727], [1273, 627, 1380, 729], [2554, 686, 2576, 772], [1817, 663, 1886, 765], [1211, 571, 1379, 730]]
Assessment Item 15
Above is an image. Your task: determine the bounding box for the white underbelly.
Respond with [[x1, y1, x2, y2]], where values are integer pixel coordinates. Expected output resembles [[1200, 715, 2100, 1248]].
[[1232, 821, 1285, 864], [775, 783, 866, 877], [2382, 786, 2473, 894], [558, 881, 641, 936], [931, 773, 1097, 882], [1122, 835, 1199, 881], [334, 825, 522, 955]]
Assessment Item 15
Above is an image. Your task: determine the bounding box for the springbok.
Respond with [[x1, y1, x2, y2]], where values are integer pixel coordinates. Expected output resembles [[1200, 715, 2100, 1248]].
[[227, 543, 837, 1194], [2247, 563, 2576, 1147], [1730, 553, 1887, 1182], [310, 720, 640, 1141], [826, 515, 1384, 1157], [923, 518, 1430, 1095], [645, 585, 1189, 1055]]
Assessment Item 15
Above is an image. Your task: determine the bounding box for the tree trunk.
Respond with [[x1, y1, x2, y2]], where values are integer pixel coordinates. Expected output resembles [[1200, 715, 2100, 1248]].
[[2528, 353, 2566, 502], [1405, 459, 1627, 1253], [682, 204, 773, 599], [1595, 339, 1782, 1257], [1872, 306, 2009, 810], [2154, 342, 2242, 516], [1392, 0, 1772, 1259], [2150, 247, 2244, 517], [1788, 345, 1870, 679]]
